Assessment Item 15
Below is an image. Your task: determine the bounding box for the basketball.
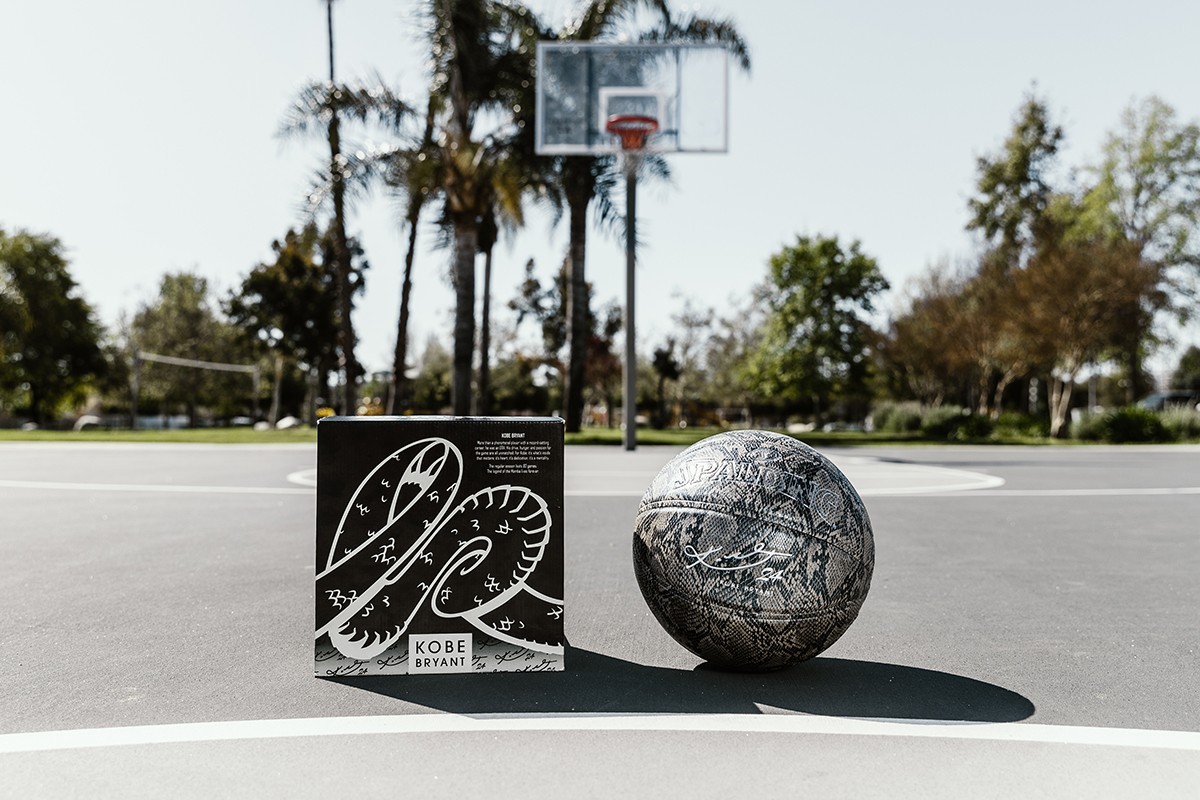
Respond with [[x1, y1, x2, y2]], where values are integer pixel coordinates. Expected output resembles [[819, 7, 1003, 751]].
[[632, 430, 874, 670]]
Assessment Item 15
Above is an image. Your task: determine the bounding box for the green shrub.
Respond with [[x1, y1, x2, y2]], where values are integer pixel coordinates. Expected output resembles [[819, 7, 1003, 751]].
[[953, 413, 995, 441], [871, 401, 923, 434], [1070, 411, 1106, 441], [920, 405, 969, 439], [1073, 406, 1169, 443], [1161, 408, 1200, 442], [1104, 406, 1169, 443], [995, 411, 1049, 439]]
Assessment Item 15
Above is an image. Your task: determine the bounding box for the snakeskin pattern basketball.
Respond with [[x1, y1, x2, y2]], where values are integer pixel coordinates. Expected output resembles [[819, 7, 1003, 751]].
[[633, 430, 874, 671]]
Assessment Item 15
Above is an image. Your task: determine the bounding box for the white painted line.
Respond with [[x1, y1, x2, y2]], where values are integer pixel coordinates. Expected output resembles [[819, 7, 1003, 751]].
[[921, 487, 1200, 498], [846, 465, 1007, 496], [8, 475, 1193, 500], [1, 713, 1197, 754], [564, 486, 1200, 498], [0, 442, 313, 452], [566, 470, 663, 477], [0, 478, 311, 496], [286, 468, 318, 487]]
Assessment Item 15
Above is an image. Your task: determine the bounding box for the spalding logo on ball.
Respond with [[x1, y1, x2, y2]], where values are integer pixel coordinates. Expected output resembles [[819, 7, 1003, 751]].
[[633, 430, 874, 671]]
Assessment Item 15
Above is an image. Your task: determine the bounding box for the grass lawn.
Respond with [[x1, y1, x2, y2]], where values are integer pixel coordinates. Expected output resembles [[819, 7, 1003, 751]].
[[0, 427, 320, 444], [0, 424, 933, 447]]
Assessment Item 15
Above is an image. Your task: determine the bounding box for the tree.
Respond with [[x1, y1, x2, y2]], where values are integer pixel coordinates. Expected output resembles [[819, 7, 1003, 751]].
[[650, 340, 681, 428], [583, 299, 623, 426], [226, 224, 351, 420], [0, 229, 106, 425], [551, 2, 750, 434], [881, 264, 974, 408], [509, 257, 567, 386], [1081, 96, 1200, 401], [967, 92, 1064, 267], [410, 337, 452, 412], [421, 0, 543, 415], [279, 10, 413, 415], [954, 255, 1037, 417], [362, 68, 530, 415], [667, 295, 714, 425], [131, 273, 246, 426], [1013, 237, 1158, 437], [382, 100, 441, 413], [704, 293, 765, 419], [744, 235, 888, 418], [1172, 345, 1200, 391], [1085, 96, 1200, 271], [507, 257, 624, 420]]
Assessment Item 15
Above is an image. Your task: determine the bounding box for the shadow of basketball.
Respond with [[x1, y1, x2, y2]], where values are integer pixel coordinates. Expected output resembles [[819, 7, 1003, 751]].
[[329, 646, 1035, 723]]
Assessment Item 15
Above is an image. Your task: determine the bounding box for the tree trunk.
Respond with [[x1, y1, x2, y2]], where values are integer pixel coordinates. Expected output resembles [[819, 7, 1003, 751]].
[[1048, 373, 1076, 438], [656, 374, 666, 429], [30, 384, 44, 427], [325, 1, 358, 415], [269, 352, 283, 425], [991, 366, 1021, 420], [478, 245, 493, 416], [389, 98, 436, 415], [564, 192, 590, 433], [388, 202, 422, 414], [329, 114, 360, 415], [1126, 344, 1145, 405], [976, 364, 992, 416], [451, 221, 477, 416]]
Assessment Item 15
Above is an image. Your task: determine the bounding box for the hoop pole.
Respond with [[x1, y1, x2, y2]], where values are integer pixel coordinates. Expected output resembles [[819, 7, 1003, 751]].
[[623, 158, 638, 452]]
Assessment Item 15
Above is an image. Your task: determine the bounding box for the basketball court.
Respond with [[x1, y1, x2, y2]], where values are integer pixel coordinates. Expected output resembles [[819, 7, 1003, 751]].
[[0, 441, 1197, 797]]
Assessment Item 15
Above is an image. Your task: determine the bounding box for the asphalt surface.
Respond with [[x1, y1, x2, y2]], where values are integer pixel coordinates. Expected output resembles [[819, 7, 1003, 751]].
[[0, 440, 1197, 798]]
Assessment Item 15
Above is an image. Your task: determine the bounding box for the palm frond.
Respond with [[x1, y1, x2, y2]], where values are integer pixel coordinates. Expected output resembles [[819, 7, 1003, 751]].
[[278, 82, 336, 138], [300, 142, 398, 218], [638, 12, 751, 71], [563, 0, 651, 41], [278, 78, 417, 140]]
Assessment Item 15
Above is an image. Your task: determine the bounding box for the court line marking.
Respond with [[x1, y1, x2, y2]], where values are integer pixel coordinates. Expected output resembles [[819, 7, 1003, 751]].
[[561, 487, 1200, 497], [4, 476, 1197, 499], [286, 469, 317, 487], [0, 478, 311, 496], [5, 465, 1194, 499], [1, 713, 1197, 754], [920, 487, 1200, 498]]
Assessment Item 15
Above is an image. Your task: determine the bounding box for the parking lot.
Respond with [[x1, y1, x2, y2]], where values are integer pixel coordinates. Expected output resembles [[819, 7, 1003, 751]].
[[0, 441, 1197, 797]]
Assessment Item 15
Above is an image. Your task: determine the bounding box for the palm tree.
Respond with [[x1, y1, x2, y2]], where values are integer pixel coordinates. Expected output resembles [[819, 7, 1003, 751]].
[[383, 100, 442, 413], [279, 2, 414, 414], [351, 1, 546, 416], [279, 76, 411, 412], [547, 1, 751, 433], [475, 154, 534, 414], [422, 0, 553, 415], [323, 0, 357, 413]]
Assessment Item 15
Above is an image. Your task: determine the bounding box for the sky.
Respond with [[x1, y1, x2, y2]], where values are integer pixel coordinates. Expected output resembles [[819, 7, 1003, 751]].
[[4, 0, 1200, 379]]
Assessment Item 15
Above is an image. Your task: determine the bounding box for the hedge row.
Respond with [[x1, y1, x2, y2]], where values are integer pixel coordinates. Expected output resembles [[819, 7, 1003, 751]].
[[1071, 407, 1200, 443], [871, 402, 1200, 443]]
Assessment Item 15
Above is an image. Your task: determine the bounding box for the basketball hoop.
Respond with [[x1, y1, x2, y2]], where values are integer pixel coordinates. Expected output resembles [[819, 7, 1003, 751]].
[[606, 114, 659, 151]]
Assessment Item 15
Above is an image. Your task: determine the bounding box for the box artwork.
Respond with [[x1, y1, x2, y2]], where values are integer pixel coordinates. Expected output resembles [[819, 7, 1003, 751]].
[[314, 417, 565, 676]]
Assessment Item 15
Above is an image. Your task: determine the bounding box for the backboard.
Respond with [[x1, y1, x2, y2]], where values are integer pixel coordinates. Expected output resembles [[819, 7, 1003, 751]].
[[535, 42, 729, 155]]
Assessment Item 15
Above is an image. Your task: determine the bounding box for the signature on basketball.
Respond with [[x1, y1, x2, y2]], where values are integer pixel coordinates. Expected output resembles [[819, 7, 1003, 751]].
[[682, 543, 791, 572]]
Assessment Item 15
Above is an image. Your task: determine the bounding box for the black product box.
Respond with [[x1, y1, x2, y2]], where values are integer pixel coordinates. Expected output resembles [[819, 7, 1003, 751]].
[[314, 416, 565, 676]]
